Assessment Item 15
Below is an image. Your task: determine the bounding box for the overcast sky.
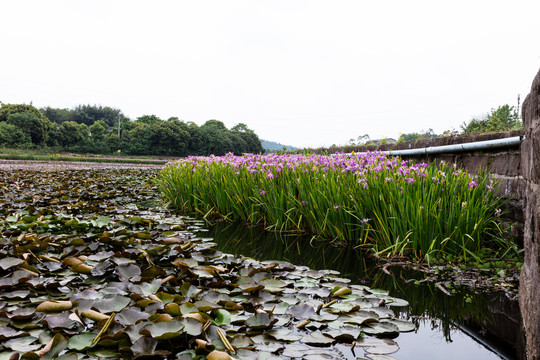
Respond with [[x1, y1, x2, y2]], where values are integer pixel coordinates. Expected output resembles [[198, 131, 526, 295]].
[[2, 1, 540, 148]]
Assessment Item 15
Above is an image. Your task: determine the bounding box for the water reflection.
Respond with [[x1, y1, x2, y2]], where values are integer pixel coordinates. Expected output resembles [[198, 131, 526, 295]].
[[206, 221, 522, 359]]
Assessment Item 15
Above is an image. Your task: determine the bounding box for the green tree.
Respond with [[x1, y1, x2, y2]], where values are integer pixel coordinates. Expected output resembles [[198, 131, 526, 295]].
[[136, 114, 162, 126], [72, 104, 125, 127], [199, 120, 233, 156], [186, 122, 204, 155], [57, 121, 87, 147], [7, 112, 48, 145], [230, 123, 263, 154], [107, 133, 121, 151], [0, 122, 31, 147], [149, 120, 190, 156], [461, 104, 521, 134], [231, 123, 250, 132], [0, 103, 52, 145], [122, 123, 151, 155], [89, 120, 109, 142], [398, 128, 438, 143], [229, 131, 248, 155], [239, 131, 263, 153], [40, 107, 75, 124]]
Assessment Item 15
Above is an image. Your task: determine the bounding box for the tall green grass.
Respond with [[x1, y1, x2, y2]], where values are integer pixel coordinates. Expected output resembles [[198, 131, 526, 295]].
[[157, 152, 516, 261]]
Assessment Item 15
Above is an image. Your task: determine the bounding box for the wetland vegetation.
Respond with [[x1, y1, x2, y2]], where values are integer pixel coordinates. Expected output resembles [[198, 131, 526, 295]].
[[0, 166, 420, 360], [158, 152, 521, 265]]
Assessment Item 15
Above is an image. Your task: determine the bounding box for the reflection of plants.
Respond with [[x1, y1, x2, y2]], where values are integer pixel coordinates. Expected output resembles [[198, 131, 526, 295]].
[[159, 152, 515, 262], [209, 222, 513, 343]]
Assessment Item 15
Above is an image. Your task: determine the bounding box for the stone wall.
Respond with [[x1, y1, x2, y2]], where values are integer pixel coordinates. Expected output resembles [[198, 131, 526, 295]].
[[519, 66, 540, 360]]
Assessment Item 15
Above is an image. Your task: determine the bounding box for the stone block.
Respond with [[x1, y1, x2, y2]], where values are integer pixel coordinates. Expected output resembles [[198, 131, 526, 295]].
[[490, 153, 521, 176]]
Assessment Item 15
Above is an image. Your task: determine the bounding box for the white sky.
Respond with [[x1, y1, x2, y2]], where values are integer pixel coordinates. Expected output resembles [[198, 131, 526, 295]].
[[1, 1, 540, 148]]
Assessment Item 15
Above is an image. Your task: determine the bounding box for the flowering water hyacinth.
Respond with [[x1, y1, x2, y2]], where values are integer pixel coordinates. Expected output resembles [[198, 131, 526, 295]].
[[158, 152, 512, 260]]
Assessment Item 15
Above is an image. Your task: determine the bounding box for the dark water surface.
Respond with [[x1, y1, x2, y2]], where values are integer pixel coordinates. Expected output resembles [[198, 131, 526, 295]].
[[203, 221, 522, 360]]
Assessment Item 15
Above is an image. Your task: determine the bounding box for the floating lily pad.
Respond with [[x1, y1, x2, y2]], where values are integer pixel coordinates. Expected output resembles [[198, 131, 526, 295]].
[[246, 312, 277, 330], [68, 332, 96, 351], [287, 304, 315, 320], [93, 296, 131, 313], [267, 329, 303, 342], [0, 257, 24, 270], [362, 321, 400, 336], [380, 319, 416, 332], [140, 319, 184, 340], [301, 331, 335, 347], [4, 335, 41, 351]]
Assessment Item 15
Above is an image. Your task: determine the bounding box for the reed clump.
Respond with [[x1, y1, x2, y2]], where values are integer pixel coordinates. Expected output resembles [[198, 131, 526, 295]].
[[157, 152, 516, 261]]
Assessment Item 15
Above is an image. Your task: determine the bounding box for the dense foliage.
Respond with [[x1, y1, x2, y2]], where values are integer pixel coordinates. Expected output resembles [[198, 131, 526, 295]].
[[383, 105, 522, 145], [460, 104, 522, 134], [0, 103, 263, 156], [158, 152, 517, 261]]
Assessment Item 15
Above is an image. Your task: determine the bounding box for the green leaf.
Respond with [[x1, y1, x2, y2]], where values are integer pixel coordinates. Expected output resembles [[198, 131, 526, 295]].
[[4, 336, 41, 352], [245, 312, 276, 330], [93, 296, 131, 313], [301, 331, 335, 347], [140, 319, 184, 340], [213, 309, 231, 326], [41, 333, 68, 360], [68, 333, 96, 351], [91, 216, 110, 228], [362, 321, 400, 336]]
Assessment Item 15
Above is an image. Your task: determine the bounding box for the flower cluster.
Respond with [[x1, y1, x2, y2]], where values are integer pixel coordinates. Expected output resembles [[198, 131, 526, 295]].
[[158, 150, 505, 259]]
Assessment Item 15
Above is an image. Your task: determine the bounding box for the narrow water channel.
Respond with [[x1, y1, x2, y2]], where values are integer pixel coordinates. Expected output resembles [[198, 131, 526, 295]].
[[202, 221, 522, 359]]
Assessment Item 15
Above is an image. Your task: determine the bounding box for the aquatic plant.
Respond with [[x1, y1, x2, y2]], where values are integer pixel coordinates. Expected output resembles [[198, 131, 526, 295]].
[[0, 168, 413, 359], [158, 152, 516, 260]]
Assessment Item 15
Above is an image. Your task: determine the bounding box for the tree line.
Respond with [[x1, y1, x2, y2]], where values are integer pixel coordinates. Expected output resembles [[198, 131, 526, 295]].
[[0, 103, 263, 156], [343, 104, 522, 147], [397, 104, 521, 143]]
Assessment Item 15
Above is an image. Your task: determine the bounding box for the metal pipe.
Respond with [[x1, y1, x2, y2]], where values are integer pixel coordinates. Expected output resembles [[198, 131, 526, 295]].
[[372, 135, 524, 157]]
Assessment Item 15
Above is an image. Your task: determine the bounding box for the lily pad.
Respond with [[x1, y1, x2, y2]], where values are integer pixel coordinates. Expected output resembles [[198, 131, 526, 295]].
[[301, 331, 335, 347], [356, 337, 400, 355], [93, 296, 131, 313], [287, 304, 315, 320], [362, 321, 400, 336], [245, 312, 277, 330], [68, 332, 96, 351], [0, 257, 24, 270], [139, 319, 184, 340]]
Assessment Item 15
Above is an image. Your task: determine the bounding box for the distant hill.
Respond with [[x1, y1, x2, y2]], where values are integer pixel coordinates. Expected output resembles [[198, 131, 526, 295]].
[[261, 140, 298, 152]]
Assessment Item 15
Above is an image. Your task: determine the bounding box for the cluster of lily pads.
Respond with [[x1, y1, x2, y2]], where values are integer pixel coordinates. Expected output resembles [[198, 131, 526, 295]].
[[0, 168, 414, 359]]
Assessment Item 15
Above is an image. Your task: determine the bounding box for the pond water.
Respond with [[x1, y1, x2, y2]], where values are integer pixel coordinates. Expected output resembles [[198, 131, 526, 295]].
[[203, 221, 522, 360]]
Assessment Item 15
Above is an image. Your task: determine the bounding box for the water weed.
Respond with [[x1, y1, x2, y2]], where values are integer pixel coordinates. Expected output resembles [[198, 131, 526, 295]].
[[158, 152, 517, 261]]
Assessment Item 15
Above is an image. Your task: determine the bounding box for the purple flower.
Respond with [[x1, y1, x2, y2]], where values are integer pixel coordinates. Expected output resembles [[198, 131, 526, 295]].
[[361, 218, 371, 224], [266, 172, 274, 179], [495, 208, 501, 217], [333, 205, 340, 210], [260, 189, 266, 196], [468, 181, 478, 189]]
